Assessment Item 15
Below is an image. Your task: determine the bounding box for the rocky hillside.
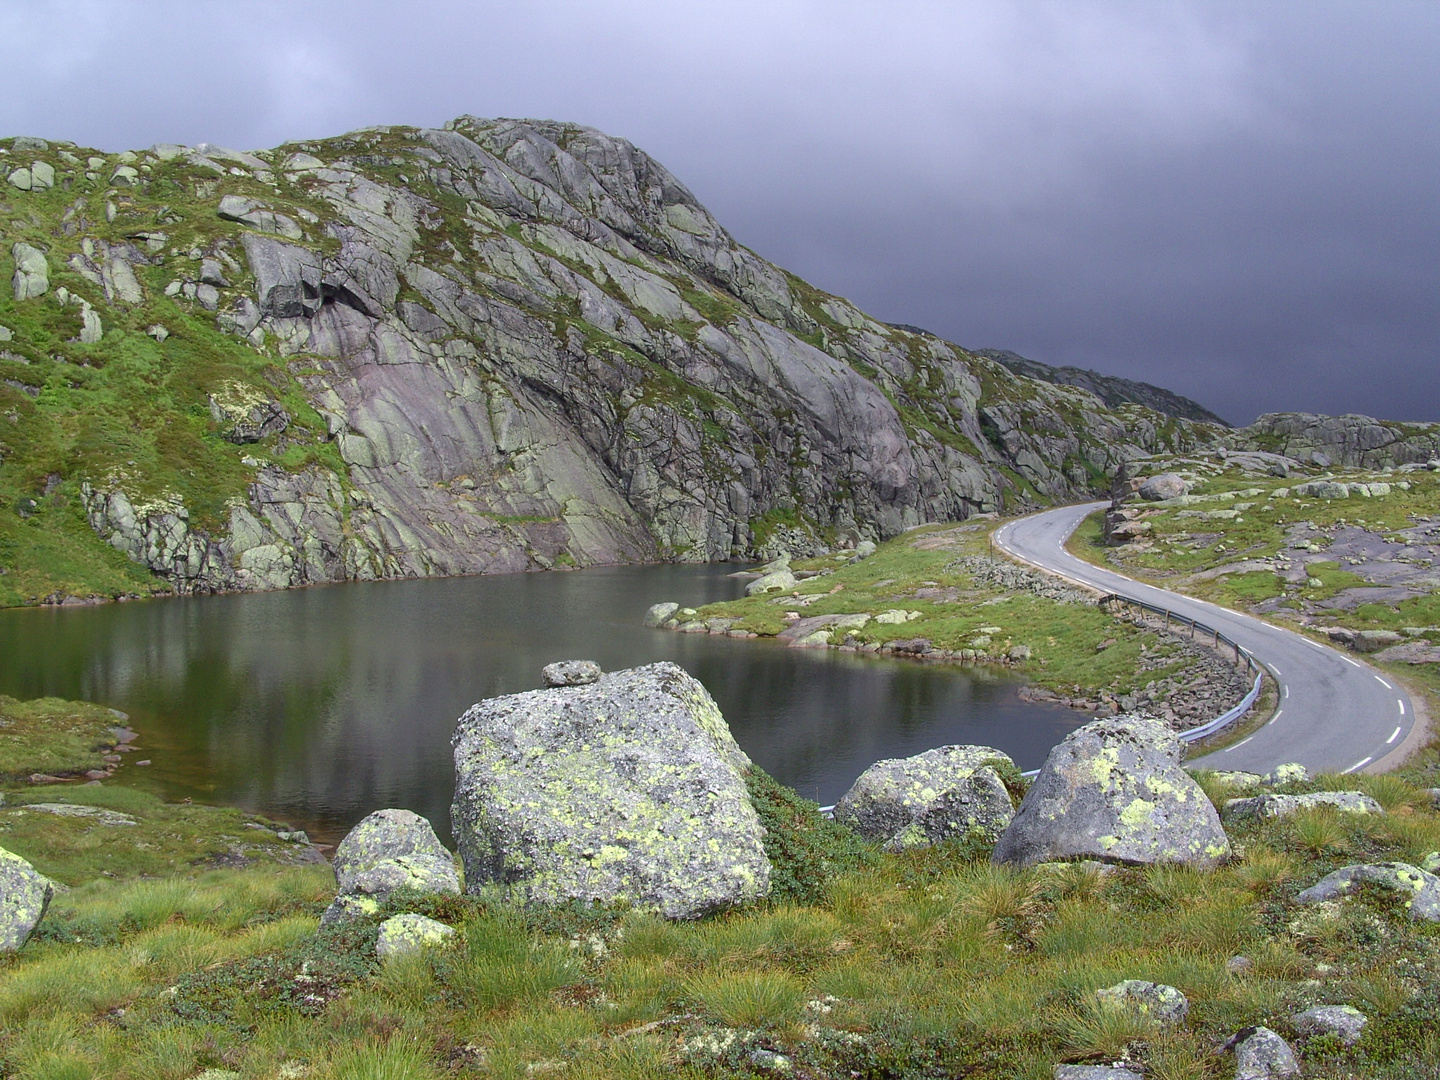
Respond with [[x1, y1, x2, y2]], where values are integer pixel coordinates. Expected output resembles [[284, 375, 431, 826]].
[[972, 348, 1231, 426], [0, 120, 1219, 604]]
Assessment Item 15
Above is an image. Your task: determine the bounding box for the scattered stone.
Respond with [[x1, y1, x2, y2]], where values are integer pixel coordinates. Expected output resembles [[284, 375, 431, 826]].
[[852, 539, 877, 559], [376, 912, 456, 960], [145, 324, 170, 342], [11, 242, 48, 300], [834, 745, 1016, 851], [78, 301, 102, 344], [541, 660, 602, 687], [6, 161, 55, 192], [1212, 771, 1264, 790], [1296, 862, 1440, 920], [200, 257, 230, 287], [0, 846, 54, 950], [1054, 1066, 1143, 1080], [874, 609, 920, 625], [0, 325, 11, 341], [746, 569, 796, 596], [1138, 473, 1190, 501], [993, 716, 1230, 869], [1291, 1004, 1367, 1045], [451, 662, 769, 919], [1262, 763, 1309, 786], [1095, 980, 1189, 1025], [1226, 955, 1254, 975], [643, 602, 679, 627], [322, 808, 459, 923], [748, 1049, 793, 1073], [1421, 852, 1440, 873], [1226, 1026, 1299, 1080], [1222, 791, 1384, 820]]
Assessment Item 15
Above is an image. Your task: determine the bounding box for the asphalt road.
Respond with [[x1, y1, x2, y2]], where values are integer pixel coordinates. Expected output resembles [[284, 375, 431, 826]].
[[994, 502, 1415, 775]]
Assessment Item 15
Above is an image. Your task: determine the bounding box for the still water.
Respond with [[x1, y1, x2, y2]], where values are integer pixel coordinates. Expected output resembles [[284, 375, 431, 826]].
[[0, 564, 1085, 842]]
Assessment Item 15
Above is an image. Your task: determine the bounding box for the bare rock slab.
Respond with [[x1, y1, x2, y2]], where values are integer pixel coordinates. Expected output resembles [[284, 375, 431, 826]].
[[993, 716, 1230, 868], [834, 744, 1015, 851], [451, 661, 770, 919], [0, 846, 54, 951]]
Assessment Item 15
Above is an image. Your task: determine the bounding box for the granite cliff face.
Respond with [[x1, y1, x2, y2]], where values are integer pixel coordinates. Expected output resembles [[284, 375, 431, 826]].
[[1, 120, 1219, 600]]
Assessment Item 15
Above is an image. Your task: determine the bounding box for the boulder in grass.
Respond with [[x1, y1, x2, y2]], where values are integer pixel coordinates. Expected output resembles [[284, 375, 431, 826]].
[[1296, 862, 1440, 921], [1291, 1005, 1367, 1046], [1054, 1068, 1142, 1080], [992, 716, 1230, 869], [746, 569, 796, 596], [1222, 790, 1383, 821], [322, 809, 460, 924], [834, 745, 1016, 851], [1226, 1027, 1299, 1080], [643, 602, 679, 627], [1137, 473, 1189, 501], [1095, 980, 1189, 1025], [376, 912, 455, 961], [0, 846, 54, 951], [451, 662, 770, 919]]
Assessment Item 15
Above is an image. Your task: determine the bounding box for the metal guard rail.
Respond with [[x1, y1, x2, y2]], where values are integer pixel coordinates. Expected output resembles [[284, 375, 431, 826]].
[[819, 590, 1268, 806]]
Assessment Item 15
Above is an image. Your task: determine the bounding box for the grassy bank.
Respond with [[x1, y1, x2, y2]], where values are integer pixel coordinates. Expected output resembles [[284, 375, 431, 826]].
[[4, 750, 1440, 1077]]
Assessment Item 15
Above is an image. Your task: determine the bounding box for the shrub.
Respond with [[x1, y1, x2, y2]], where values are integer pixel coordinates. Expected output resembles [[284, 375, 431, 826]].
[[744, 767, 875, 905]]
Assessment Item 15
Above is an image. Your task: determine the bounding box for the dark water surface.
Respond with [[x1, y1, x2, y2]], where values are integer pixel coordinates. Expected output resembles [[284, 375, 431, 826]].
[[0, 564, 1085, 843]]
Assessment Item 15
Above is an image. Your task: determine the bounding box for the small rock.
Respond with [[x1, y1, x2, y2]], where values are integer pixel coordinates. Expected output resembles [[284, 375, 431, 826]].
[[1212, 771, 1264, 790], [0, 846, 55, 950], [1296, 862, 1440, 920], [1095, 980, 1189, 1025], [1223, 791, 1383, 820], [1008, 644, 1032, 661], [1054, 1067, 1143, 1080], [541, 660, 602, 687], [0, 325, 12, 341], [323, 808, 459, 923], [1226, 955, 1255, 975], [376, 912, 455, 960], [1421, 852, 1440, 873], [748, 1048, 793, 1073], [1262, 763, 1309, 786], [1291, 1004, 1367, 1045], [852, 539, 877, 559], [199, 258, 230, 287], [643, 602, 679, 627], [1226, 1026, 1299, 1080]]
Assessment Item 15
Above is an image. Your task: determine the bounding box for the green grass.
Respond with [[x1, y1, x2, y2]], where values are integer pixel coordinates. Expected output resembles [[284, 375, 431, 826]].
[[0, 696, 127, 780], [3, 762, 1440, 1077]]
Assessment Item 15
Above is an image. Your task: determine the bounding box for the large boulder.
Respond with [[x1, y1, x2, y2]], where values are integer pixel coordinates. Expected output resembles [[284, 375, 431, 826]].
[[1137, 473, 1189, 501], [1296, 862, 1440, 920], [0, 846, 55, 951], [834, 745, 1016, 851], [992, 716, 1230, 869], [746, 568, 797, 596], [323, 808, 459, 923], [451, 662, 770, 919], [11, 242, 49, 300]]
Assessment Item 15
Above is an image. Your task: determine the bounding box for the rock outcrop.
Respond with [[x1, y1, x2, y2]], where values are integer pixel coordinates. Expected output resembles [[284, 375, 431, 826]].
[[1, 125, 1219, 602], [0, 846, 54, 950], [992, 716, 1230, 869], [450, 662, 770, 918], [1222, 791, 1384, 820], [833, 745, 1016, 850], [1236, 412, 1440, 469], [1296, 861, 1440, 920]]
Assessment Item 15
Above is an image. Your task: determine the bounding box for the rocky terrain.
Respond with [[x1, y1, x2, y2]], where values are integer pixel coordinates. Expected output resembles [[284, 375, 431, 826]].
[[973, 347, 1231, 426], [0, 122, 1224, 604]]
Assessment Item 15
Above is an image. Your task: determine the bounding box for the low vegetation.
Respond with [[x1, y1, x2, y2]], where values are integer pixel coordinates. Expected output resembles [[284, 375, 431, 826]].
[[2, 759, 1440, 1078], [0, 696, 128, 781]]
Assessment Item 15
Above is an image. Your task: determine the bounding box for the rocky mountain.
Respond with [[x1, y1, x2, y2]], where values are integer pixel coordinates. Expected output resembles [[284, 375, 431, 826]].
[[0, 120, 1221, 604], [972, 348, 1230, 427], [1234, 412, 1440, 470]]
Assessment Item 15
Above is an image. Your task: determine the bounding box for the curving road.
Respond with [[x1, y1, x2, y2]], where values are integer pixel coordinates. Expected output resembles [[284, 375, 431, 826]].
[[994, 502, 1415, 775]]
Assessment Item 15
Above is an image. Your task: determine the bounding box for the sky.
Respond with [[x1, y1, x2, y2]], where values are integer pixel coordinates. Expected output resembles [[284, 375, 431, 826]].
[[2, 1, 1435, 426]]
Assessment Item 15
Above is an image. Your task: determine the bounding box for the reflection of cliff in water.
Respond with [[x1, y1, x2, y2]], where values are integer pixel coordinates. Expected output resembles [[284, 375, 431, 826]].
[[0, 565, 1084, 843]]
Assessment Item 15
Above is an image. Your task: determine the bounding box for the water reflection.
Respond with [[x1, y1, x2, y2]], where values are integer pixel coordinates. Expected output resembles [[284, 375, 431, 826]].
[[0, 564, 1084, 842]]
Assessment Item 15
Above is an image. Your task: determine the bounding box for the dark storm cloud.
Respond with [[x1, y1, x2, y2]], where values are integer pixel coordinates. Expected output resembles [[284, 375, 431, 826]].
[[2, 1, 1435, 424]]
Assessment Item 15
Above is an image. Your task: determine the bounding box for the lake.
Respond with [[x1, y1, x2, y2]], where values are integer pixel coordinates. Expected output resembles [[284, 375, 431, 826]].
[[0, 564, 1085, 843]]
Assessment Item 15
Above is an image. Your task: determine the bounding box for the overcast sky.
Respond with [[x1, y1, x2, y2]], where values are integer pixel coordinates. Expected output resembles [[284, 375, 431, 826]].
[[3, 1, 1435, 426]]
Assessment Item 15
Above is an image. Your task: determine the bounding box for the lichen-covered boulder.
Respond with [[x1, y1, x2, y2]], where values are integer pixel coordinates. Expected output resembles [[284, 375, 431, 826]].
[[323, 809, 460, 923], [1296, 862, 1440, 920], [993, 716, 1230, 868], [376, 912, 456, 961], [834, 745, 1016, 851], [746, 568, 796, 596], [542, 660, 602, 687], [643, 602, 679, 627], [1291, 1004, 1367, 1045], [451, 661, 770, 919], [1095, 980, 1189, 1025], [1222, 791, 1384, 821], [0, 846, 54, 951], [1263, 763, 1309, 787], [1226, 1026, 1299, 1080]]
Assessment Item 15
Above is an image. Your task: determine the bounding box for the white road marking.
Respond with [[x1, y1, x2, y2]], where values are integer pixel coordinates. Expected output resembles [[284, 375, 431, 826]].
[[1376, 675, 1393, 689], [1283, 685, 1290, 699], [1343, 756, 1373, 774], [1271, 666, 1282, 676], [1269, 709, 1283, 725], [1225, 735, 1256, 752], [1399, 700, 1406, 716], [1387, 726, 1402, 744], [1340, 655, 1361, 668], [1305, 638, 1326, 650]]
